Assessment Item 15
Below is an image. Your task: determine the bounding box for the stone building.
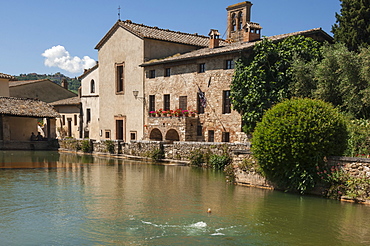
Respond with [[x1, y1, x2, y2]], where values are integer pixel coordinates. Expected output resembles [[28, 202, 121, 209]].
[[141, 2, 332, 143], [79, 19, 227, 142]]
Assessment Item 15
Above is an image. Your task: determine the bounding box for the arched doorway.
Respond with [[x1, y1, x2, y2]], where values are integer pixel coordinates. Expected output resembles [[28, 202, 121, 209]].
[[165, 129, 180, 143], [149, 128, 163, 141]]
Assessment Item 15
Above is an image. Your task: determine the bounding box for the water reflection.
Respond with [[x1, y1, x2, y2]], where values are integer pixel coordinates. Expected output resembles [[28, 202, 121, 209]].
[[0, 151, 369, 245]]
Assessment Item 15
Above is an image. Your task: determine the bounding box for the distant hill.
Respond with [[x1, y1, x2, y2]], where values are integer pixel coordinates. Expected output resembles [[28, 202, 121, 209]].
[[14, 72, 80, 93]]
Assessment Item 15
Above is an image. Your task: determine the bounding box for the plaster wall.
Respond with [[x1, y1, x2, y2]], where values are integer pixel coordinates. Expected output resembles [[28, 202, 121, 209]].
[[98, 27, 145, 142], [7, 117, 38, 141], [9, 81, 76, 103], [55, 105, 80, 139], [0, 78, 9, 96], [144, 39, 200, 61], [81, 68, 100, 140]]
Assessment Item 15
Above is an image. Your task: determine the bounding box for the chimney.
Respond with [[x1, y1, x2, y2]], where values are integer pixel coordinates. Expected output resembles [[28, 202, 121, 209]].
[[243, 22, 262, 42], [61, 78, 68, 90], [209, 29, 221, 48]]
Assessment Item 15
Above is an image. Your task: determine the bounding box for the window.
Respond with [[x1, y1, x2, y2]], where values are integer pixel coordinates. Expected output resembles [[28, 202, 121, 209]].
[[74, 114, 77, 126], [130, 131, 137, 141], [62, 115, 65, 125], [105, 130, 111, 139], [164, 94, 170, 111], [198, 63, 205, 73], [149, 95, 155, 112], [179, 96, 187, 110], [116, 63, 124, 93], [164, 68, 171, 77], [223, 90, 231, 114], [238, 12, 243, 30], [197, 125, 203, 136], [231, 13, 236, 31], [225, 59, 234, 69], [86, 108, 91, 123], [208, 130, 215, 142], [222, 132, 230, 142], [90, 79, 95, 93], [149, 70, 156, 79], [197, 92, 205, 114]]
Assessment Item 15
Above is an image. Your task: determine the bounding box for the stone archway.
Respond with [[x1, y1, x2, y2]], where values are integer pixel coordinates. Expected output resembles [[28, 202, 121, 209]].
[[165, 129, 180, 143], [149, 128, 163, 141]]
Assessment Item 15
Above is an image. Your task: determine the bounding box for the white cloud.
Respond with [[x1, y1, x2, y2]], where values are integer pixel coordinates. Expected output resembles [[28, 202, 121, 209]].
[[42, 45, 96, 74]]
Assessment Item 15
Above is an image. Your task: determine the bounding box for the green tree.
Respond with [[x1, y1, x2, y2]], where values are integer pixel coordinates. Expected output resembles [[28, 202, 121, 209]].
[[291, 43, 370, 119], [252, 98, 348, 194], [332, 0, 370, 51], [230, 36, 323, 133]]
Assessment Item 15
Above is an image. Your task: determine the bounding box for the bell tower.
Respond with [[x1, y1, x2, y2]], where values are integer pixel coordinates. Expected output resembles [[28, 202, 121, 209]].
[[226, 1, 262, 42]]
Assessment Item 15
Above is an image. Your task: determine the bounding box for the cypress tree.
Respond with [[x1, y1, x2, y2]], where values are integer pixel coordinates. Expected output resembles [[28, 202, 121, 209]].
[[332, 0, 370, 51]]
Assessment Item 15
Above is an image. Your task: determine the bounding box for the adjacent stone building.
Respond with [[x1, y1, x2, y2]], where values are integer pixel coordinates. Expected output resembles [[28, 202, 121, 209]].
[[141, 3, 332, 143]]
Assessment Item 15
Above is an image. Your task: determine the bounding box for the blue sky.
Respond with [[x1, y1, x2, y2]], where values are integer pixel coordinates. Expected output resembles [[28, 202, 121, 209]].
[[0, 0, 341, 77]]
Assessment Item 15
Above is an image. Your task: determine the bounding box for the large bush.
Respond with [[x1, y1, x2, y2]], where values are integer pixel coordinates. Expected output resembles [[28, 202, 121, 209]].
[[252, 98, 348, 193]]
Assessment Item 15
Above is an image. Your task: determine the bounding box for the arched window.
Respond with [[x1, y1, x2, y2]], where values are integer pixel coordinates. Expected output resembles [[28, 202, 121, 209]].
[[231, 13, 236, 31], [90, 79, 95, 93], [238, 12, 243, 30]]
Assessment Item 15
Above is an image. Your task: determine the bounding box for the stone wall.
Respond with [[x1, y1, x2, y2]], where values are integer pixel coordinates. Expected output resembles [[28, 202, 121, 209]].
[[328, 156, 370, 178]]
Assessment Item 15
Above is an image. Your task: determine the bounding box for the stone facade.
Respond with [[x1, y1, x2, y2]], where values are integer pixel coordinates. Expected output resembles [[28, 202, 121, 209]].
[[144, 51, 248, 143]]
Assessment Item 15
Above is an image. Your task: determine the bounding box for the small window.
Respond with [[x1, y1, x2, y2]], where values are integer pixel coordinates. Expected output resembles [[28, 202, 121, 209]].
[[223, 90, 231, 114], [130, 131, 137, 141], [208, 130, 215, 142], [222, 132, 230, 142], [90, 79, 95, 93], [149, 70, 156, 79], [164, 68, 171, 77], [116, 63, 124, 93], [225, 59, 234, 69], [74, 114, 77, 126], [149, 95, 155, 112], [86, 108, 91, 123], [105, 130, 111, 139], [198, 63, 205, 73], [164, 94, 170, 111], [62, 115, 65, 125], [197, 125, 202, 136], [179, 96, 187, 110]]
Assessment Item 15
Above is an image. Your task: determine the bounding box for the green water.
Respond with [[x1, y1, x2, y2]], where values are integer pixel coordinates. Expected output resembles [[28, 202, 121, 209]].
[[0, 151, 369, 245]]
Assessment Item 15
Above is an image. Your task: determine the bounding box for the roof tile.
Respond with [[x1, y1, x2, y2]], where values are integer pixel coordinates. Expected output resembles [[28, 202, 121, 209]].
[[0, 97, 59, 118]]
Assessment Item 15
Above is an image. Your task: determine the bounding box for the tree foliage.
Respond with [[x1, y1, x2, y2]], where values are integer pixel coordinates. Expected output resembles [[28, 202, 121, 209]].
[[230, 36, 323, 133], [252, 98, 348, 194], [291, 43, 370, 119], [332, 0, 370, 51]]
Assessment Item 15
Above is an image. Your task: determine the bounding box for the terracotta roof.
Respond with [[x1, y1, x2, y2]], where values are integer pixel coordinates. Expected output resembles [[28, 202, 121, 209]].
[[0, 73, 16, 81], [95, 20, 229, 50], [0, 97, 59, 118], [78, 63, 99, 80], [50, 96, 81, 106], [141, 28, 333, 66]]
